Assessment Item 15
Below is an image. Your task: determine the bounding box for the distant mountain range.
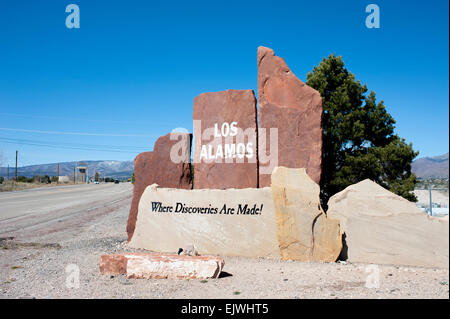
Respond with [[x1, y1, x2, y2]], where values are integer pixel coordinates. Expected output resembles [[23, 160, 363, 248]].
[[1, 153, 447, 180], [412, 152, 449, 179], [0, 160, 134, 179]]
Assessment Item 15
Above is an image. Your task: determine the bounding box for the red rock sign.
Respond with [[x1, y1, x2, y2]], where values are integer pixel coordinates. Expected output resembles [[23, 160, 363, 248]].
[[193, 89, 258, 189]]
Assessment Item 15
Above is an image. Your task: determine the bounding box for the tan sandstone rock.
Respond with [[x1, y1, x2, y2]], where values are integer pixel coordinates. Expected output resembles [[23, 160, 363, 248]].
[[128, 184, 280, 258], [100, 253, 224, 279], [129, 167, 343, 261], [258, 46, 323, 186], [327, 179, 449, 268], [271, 166, 342, 262]]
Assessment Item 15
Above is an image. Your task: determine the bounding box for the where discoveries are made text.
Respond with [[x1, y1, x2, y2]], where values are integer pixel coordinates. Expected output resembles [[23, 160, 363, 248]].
[[150, 202, 264, 215]]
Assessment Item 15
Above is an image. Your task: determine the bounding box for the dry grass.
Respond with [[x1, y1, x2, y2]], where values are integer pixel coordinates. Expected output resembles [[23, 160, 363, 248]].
[[0, 181, 74, 192], [0, 239, 62, 250]]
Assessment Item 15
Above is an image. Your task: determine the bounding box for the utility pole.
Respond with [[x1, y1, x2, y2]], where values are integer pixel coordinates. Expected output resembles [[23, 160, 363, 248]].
[[7, 164, 9, 181], [57, 163, 60, 184], [73, 167, 76, 184], [15, 150, 18, 181], [429, 183, 433, 216]]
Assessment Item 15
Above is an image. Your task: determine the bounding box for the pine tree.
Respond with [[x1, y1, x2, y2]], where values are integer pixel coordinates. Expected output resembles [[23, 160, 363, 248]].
[[306, 54, 418, 206]]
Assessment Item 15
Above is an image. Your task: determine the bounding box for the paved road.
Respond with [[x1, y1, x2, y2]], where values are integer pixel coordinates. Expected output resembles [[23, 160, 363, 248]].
[[0, 183, 133, 238]]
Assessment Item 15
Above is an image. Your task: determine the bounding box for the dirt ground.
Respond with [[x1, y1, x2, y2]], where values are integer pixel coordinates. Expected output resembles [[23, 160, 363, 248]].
[[414, 189, 449, 208], [0, 195, 448, 299]]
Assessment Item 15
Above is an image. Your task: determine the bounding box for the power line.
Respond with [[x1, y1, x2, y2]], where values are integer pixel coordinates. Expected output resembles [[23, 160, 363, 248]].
[[0, 127, 158, 137], [0, 112, 136, 124], [15, 150, 18, 181], [0, 138, 145, 154], [0, 137, 148, 150], [0, 112, 177, 126]]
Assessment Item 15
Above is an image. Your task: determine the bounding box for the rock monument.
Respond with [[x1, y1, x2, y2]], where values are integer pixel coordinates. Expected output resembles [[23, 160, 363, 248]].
[[115, 46, 450, 274]]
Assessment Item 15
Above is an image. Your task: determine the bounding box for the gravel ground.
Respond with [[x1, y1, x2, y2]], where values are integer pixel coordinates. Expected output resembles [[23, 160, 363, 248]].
[[414, 189, 449, 208], [0, 197, 448, 299]]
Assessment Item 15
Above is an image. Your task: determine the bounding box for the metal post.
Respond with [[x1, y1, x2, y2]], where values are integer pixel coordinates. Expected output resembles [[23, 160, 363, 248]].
[[15, 150, 18, 181], [429, 183, 433, 216]]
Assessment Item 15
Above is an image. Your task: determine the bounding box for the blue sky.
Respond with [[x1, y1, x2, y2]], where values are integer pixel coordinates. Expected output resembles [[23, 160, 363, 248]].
[[0, 0, 448, 167]]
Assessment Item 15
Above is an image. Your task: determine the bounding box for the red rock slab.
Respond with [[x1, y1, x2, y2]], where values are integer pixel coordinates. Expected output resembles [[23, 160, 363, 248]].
[[193, 89, 258, 189], [99, 254, 128, 275], [126, 133, 193, 241], [99, 253, 225, 279], [257, 46, 323, 187]]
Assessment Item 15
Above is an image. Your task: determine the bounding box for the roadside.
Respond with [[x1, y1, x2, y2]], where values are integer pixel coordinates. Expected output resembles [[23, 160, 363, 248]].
[[0, 188, 448, 299], [1, 180, 89, 192]]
